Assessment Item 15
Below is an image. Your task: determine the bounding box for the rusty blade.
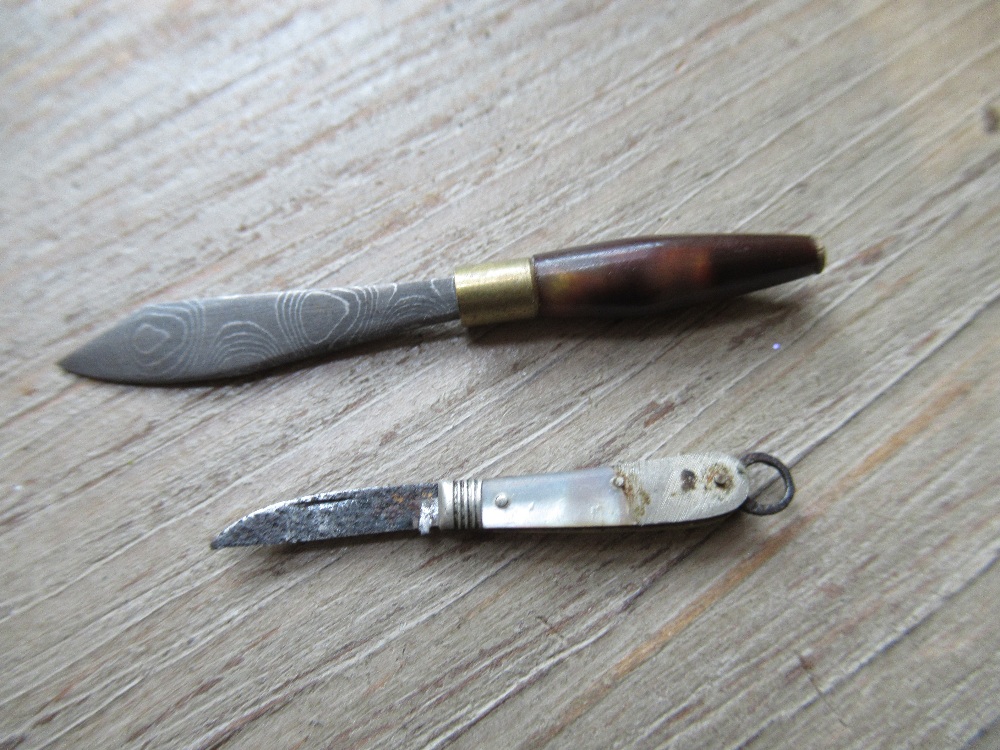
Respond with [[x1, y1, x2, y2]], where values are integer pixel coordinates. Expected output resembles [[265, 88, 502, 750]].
[[210, 484, 439, 548]]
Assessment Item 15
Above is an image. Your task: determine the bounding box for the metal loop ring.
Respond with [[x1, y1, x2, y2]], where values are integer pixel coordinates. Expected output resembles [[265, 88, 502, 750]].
[[739, 452, 795, 515]]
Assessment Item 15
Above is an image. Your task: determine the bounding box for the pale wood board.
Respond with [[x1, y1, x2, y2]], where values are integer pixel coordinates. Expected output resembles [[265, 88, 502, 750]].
[[2, 1, 999, 748]]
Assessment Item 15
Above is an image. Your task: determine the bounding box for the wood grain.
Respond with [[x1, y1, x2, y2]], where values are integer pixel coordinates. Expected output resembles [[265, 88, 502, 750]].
[[1, 1, 998, 748]]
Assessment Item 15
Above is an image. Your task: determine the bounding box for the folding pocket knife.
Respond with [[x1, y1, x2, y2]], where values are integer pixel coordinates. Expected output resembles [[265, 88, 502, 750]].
[[211, 452, 794, 548]]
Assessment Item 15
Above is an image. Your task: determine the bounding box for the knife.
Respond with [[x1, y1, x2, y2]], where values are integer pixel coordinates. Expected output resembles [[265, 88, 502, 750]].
[[61, 235, 824, 385], [210, 451, 794, 548]]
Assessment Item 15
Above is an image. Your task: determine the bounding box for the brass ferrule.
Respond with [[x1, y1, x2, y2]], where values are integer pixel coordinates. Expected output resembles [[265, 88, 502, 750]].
[[453, 258, 540, 326]]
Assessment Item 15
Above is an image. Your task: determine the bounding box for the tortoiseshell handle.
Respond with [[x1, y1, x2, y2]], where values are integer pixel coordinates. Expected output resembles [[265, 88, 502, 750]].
[[532, 235, 824, 317]]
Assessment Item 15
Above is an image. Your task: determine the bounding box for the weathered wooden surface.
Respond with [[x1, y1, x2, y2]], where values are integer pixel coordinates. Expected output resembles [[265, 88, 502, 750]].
[[2, 1, 998, 747]]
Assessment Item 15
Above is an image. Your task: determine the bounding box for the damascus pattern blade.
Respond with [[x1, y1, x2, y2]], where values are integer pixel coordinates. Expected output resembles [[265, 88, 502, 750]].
[[60, 278, 458, 384], [210, 484, 439, 547]]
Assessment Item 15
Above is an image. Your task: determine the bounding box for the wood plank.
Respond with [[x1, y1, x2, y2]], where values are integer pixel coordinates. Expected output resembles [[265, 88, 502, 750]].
[[1, 0, 998, 747]]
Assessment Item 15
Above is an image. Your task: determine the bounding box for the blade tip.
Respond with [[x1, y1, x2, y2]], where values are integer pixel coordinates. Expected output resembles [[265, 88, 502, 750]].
[[210, 524, 254, 549], [210, 512, 281, 548], [58, 350, 86, 375], [58, 343, 121, 382]]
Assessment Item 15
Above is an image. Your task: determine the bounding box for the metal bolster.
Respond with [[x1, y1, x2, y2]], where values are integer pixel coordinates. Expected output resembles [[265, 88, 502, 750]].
[[453, 258, 540, 326], [437, 479, 483, 530]]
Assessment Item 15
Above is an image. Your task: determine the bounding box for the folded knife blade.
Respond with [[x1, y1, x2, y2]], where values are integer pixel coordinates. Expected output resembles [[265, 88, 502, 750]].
[[211, 452, 794, 548], [61, 235, 824, 384]]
